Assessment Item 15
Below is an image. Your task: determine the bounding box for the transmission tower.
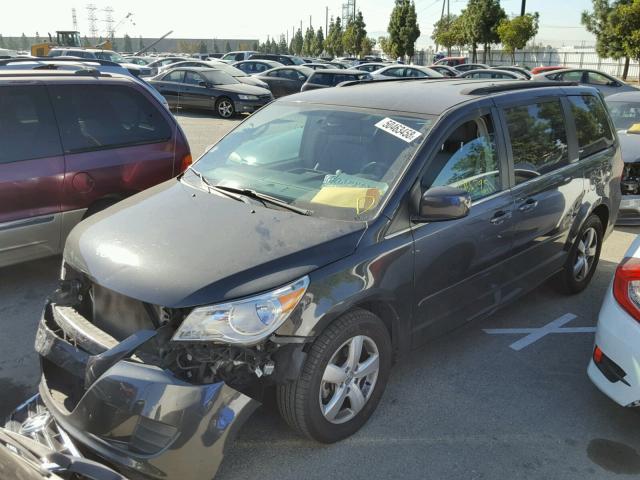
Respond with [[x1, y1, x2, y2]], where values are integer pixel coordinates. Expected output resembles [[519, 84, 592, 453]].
[[341, 0, 355, 22], [103, 6, 115, 38], [72, 8, 78, 30], [86, 4, 98, 40]]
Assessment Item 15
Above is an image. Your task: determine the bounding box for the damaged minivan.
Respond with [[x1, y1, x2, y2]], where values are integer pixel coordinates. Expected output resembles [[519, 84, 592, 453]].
[[8, 79, 620, 479]]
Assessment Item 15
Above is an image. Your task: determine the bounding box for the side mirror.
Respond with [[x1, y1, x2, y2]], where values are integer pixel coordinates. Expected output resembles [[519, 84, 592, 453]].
[[414, 186, 471, 222], [198, 80, 207, 87]]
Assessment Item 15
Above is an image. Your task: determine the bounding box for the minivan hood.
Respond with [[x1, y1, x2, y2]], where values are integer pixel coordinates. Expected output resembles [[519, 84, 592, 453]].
[[217, 83, 270, 96], [64, 179, 365, 308]]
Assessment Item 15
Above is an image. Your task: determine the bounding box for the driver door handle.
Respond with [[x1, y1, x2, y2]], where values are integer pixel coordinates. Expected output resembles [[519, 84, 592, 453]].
[[518, 198, 539, 212], [490, 210, 512, 225]]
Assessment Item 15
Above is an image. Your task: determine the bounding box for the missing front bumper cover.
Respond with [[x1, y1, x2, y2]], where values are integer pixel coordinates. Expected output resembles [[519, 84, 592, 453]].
[[19, 302, 261, 480]]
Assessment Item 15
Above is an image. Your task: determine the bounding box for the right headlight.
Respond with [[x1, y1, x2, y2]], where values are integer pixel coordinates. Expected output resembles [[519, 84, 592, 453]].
[[172, 276, 309, 345]]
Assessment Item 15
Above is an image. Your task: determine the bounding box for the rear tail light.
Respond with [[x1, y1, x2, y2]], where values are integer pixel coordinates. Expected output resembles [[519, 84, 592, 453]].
[[179, 153, 192, 173], [613, 257, 640, 322]]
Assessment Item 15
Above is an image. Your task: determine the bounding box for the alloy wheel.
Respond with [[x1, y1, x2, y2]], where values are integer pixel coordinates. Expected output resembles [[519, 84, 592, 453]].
[[319, 335, 379, 425], [574, 226, 598, 281], [217, 99, 234, 118]]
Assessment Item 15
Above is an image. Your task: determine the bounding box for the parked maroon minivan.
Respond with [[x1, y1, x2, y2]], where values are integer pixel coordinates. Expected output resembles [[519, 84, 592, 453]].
[[0, 71, 191, 267]]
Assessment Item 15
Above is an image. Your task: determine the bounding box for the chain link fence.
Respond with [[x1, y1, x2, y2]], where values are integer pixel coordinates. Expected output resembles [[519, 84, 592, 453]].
[[412, 47, 639, 80]]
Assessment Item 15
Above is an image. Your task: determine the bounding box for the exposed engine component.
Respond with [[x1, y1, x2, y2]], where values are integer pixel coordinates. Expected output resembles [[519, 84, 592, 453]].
[[622, 163, 640, 195], [164, 342, 277, 388]]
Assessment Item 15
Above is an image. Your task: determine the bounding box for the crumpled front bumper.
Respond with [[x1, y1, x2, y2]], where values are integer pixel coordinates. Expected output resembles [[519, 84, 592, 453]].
[[8, 303, 259, 480]]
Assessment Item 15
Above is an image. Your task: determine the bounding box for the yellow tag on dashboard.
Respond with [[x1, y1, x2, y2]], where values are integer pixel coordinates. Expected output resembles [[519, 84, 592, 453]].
[[311, 187, 381, 214], [628, 123, 640, 134]]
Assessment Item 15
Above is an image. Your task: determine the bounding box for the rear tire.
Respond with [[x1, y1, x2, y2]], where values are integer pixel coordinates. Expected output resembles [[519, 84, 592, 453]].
[[554, 214, 603, 294], [277, 309, 391, 443]]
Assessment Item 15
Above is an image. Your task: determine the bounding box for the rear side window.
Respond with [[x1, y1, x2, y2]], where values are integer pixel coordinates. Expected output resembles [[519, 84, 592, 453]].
[[504, 100, 569, 184], [311, 73, 334, 86], [50, 84, 172, 153], [163, 70, 184, 82], [568, 95, 614, 158], [0, 86, 62, 164]]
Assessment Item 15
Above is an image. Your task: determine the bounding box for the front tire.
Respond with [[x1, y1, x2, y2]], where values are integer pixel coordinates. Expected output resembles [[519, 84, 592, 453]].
[[554, 214, 603, 294], [215, 97, 235, 119], [277, 309, 391, 443]]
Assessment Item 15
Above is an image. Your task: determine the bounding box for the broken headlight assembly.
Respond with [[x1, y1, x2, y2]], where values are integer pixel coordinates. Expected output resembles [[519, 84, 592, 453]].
[[172, 276, 309, 345]]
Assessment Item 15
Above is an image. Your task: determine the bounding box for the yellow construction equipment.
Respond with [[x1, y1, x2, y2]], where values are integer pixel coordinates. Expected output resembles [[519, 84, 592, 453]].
[[31, 31, 112, 56]]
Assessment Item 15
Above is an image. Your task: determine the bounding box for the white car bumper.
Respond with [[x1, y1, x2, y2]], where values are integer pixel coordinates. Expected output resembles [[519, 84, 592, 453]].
[[588, 283, 640, 406]]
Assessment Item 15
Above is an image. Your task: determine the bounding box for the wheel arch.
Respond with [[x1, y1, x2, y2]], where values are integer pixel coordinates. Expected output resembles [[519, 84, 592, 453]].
[[303, 294, 409, 363]]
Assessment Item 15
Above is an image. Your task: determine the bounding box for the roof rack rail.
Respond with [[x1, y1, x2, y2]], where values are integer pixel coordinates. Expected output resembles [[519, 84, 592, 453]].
[[0, 69, 112, 78], [338, 76, 454, 88], [0, 57, 120, 68], [461, 80, 578, 95]]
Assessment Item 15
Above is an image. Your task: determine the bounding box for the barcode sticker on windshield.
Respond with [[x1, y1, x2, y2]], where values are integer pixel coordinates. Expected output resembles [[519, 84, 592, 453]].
[[375, 118, 422, 143]]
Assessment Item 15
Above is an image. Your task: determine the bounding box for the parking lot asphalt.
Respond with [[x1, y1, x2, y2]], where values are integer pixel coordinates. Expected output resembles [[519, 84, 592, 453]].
[[2, 111, 640, 479]]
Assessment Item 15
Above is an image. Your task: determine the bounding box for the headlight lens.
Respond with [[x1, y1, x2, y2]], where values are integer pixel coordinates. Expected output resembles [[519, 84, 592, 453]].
[[238, 94, 259, 100], [173, 276, 309, 345]]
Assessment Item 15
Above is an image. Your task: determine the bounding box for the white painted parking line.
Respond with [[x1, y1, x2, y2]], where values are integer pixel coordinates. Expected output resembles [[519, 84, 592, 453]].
[[483, 313, 596, 351]]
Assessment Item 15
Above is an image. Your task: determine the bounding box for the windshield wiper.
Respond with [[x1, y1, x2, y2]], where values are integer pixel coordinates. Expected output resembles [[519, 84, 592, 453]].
[[188, 167, 250, 204], [214, 185, 313, 216]]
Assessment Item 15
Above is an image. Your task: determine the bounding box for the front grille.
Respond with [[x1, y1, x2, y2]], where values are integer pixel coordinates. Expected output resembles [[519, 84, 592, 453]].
[[91, 283, 159, 340]]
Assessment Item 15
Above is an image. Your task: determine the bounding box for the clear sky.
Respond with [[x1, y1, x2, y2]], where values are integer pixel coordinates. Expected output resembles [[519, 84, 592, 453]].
[[0, 0, 596, 48]]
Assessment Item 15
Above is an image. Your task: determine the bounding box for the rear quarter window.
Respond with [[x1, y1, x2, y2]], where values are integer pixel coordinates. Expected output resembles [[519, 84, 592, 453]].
[[311, 73, 334, 86], [50, 84, 172, 153], [568, 95, 614, 159]]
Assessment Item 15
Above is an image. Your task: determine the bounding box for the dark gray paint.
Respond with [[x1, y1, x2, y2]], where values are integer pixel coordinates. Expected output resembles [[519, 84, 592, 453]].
[[63, 178, 365, 308]]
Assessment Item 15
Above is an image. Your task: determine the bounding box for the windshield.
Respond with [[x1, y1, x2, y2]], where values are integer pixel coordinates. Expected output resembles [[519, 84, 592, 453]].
[[202, 70, 238, 85], [190, 102, 434, 220], [606, 100, 640, 130], [94, 51, 126, 63]]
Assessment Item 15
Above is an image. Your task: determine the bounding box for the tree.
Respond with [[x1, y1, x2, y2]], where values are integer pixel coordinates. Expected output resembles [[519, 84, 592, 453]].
[[303, 26, 315, 56], [278, 34, 288, 54], [388, 0, 421, 61], [225, 41, 231, 52], [497, 12, 540, 63], [342, 11, 367, 56], [378, 36, 396, 58], [582, 0, 632, 79], [0, 35, 5, 48], [462, 0, 505, 63], [292, 27, 304, 55], [198, 40, 207, 54], [432, 14, 462, 56], [360, 37, 376, 56], [20, 33, 28, 51], [342, 18, 358, 55], [325, 17, 344, 56], [611, 0, 640, 82], [312, 27, 324, 56]]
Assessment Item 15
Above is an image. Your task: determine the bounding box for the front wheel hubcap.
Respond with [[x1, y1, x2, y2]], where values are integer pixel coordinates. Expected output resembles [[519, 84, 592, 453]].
[[574, 226, 598, 281], [319, 335, 379, 424]]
